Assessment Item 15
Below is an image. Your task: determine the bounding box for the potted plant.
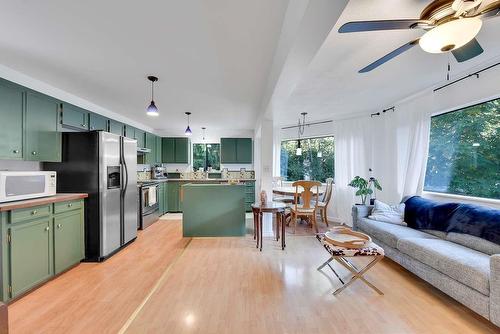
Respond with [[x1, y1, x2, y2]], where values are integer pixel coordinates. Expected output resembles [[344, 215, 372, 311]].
[[348, 175, 382, 205]]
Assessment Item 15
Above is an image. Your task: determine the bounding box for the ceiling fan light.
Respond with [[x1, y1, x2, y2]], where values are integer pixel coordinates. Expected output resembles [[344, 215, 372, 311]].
[[146, 101, 159, 116], [419, 17, 482, 54]]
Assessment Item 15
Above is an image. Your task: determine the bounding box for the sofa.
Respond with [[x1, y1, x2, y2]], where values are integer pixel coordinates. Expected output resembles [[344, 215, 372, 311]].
[[352, 198, 500, 327]]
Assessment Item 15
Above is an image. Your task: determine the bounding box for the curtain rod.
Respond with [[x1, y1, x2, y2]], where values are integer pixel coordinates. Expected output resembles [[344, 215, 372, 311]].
[[281, 119, 332, 130], [434, 62, 500, 92]]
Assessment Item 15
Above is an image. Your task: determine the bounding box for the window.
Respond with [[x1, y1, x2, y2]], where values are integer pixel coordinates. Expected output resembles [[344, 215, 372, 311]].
[[193, 143, 220, 171], [424, 98, 500, 199], [280, 136, 334, 183]]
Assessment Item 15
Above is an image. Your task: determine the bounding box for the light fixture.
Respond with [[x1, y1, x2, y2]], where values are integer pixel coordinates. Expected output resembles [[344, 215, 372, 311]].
[[295, 112, 307, 155], [296, 140, 302, 156], [184, 112, 192, 136], [419, 18, 482, 54], [146, 76, 159, 116], [317, 140, 322, 158], [472, 142, 480, 147], [201, 127, 206, 142]]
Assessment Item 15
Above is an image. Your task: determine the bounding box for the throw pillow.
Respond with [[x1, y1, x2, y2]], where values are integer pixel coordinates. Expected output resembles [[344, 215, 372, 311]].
[[369, 200, 406, 226]]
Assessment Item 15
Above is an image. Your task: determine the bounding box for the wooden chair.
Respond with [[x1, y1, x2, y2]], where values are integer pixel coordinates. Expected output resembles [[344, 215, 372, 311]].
[[290, 180, 322, 233], [316, 178, 333, 227]]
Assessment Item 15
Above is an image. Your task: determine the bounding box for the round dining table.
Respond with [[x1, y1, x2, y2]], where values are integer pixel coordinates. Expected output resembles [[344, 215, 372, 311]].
[[272, 186, 325, 197]]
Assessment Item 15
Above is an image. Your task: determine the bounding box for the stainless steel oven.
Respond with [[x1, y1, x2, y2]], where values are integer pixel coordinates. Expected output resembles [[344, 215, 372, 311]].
[[139, 181, 160, 229]]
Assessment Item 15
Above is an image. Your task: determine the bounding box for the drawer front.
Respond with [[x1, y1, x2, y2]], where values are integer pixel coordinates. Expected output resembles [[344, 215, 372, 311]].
[[54, 199, 83, 214], [10, 204, 51, 223]]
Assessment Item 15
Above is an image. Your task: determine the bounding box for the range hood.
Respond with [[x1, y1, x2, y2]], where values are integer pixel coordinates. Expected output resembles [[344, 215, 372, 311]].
[[137, 147, 151, 154]]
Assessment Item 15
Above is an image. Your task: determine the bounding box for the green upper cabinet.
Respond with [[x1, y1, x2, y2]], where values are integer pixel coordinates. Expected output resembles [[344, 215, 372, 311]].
[[161, 137, 190, 164], [221, 138, 252, 164], [9, 217, 53, 299], [60, 103, 89, 131], [236, 138, 252, 163], [162, 138, 175, 163], [125, 126, 145, 148], [155, 136, 162, 163], [88, 113, 108, 131], [0, 81, 24, 160], [108, 120, 124, 136], [144, 132, 156, 164], [25, 92, 61, 162], [174, 138, 190, 164], [220, 138, 237, 163]]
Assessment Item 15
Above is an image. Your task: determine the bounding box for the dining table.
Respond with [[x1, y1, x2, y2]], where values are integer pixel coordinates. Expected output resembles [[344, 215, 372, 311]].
[[272, 186, 325, 198]]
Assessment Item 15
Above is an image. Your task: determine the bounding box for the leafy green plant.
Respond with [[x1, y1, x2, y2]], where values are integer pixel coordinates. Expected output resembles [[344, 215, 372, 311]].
[[348, 176, 382, 205]]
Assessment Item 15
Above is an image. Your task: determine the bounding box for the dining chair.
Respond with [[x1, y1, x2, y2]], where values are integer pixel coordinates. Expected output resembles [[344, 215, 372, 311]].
[[290, 180, 322, 233], [316, 178, 333, 227]]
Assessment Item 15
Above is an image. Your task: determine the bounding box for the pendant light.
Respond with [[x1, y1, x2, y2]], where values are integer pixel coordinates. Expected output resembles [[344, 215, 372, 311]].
[[184, 112, 192, 136], [201, 127, 206, 142], [295, 112, 307, 155], [146, 76, 159, 116], [317, 140, 322, 158]]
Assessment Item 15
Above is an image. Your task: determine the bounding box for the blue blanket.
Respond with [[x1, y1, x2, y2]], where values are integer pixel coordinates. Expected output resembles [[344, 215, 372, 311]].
[[404, 196, 500, 246]]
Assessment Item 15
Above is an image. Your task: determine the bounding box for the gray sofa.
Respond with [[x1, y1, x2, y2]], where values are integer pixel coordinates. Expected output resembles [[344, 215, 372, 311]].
[[352, 205, 500, 327]]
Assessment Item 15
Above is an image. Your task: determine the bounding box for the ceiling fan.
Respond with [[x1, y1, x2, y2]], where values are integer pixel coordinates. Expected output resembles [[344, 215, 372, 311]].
[[338, 0, 500, 73]]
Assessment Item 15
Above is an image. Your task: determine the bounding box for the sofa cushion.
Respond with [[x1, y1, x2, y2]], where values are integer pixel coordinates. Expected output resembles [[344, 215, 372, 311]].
[[357, 218, 437, 249], [397, 238, 490, 295], [446, 232, 500, 256], [422, 229, 447, 239]]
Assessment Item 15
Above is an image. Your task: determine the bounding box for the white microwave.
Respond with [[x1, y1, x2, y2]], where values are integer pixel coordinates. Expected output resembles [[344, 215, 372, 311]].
[[0, 171, 57, 203]]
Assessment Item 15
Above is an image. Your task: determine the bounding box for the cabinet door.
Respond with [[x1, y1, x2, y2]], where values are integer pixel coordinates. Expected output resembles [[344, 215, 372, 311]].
[[220, 138, 237, 163], [124, 125, 135, 139], [9, 218, 52, 298], [109, 120, 124, 136], [168, 182, 179, 212], [0, 81, 23, 159], [236, 138, 253, 163], [145, 133, 156, 164], [158, 183, 165, 215], [163, 181, 169, 212], [54, 211, 84, 274], [174, 138, 189, 163], [162, 138, 175, 163], [155, 136, 162, 163], [135, 129, 145, 148], [25, 92, 61, 162], [89, 113, 108, 131], [61, 103, 89, 130]]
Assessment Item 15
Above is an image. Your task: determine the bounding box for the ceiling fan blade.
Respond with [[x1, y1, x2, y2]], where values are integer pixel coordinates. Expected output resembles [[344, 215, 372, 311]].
[[339, 19, 430, 33], [451, 38, 484, 62], [469, 1, 500, 19], [359, 39, 419, 73]]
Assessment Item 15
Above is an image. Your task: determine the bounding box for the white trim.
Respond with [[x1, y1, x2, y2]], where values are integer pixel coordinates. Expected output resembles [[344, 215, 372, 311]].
[[430, 93, 500, 118], [422, 191, 500, 209]]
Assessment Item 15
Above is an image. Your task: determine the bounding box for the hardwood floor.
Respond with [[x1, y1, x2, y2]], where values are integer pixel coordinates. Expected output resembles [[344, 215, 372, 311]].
[[8, 219, 190, 334], [8, 216, 499, 334]]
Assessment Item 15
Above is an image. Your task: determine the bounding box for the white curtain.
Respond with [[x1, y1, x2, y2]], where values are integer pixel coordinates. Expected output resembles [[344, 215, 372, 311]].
[[332, 116, 372, 226], [333, 98, 432, 226]]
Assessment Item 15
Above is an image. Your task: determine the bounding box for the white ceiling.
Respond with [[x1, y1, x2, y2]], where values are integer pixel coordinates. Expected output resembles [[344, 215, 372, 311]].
[[0, 0, 288, 134], [1, 0, 499, 132], [276, 0, 500, 125]]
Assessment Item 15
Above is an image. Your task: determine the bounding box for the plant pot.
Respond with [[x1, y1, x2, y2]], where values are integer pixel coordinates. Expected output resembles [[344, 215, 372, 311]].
[[370, 198, 375, 205]]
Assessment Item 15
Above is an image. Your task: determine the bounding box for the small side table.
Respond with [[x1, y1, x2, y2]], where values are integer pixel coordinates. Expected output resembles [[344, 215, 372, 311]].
[[251, 202, 287, 251]]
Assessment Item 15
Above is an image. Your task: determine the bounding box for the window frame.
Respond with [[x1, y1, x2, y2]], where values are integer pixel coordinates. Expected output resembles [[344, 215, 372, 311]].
[[192, 143, 220, 171], [423, 96, 500, 200]]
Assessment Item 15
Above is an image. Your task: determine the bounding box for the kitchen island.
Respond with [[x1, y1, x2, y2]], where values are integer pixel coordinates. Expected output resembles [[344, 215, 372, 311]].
[[181, 183, 246, 237]]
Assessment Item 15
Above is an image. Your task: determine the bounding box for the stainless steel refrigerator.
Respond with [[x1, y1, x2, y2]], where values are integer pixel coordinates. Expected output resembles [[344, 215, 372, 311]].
[[44, 131, 138, 261]]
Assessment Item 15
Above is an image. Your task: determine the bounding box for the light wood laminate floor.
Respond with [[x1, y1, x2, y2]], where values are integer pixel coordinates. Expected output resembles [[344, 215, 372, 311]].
[[9, 217, 499, 333]]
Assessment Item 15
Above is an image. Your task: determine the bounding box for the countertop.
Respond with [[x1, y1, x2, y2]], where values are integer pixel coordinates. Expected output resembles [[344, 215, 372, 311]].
[[138, 178, 256, 183], [0, 193, 88, 212]]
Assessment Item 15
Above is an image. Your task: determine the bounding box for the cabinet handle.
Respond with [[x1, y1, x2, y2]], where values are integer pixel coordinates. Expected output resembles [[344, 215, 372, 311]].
[[68, 203, 73, 207], [81, 123, 86, 128], [45, 226, 50, 232], [12, 149, 19, 154], [90, 126, 95, 130], [31, 210, 37, 215], [57, 224, 62, 229], [32, 151, 37, 155]]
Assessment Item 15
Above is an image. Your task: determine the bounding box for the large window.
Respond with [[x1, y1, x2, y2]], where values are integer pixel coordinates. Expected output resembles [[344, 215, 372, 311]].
[[193, 143, 220, 171], [424, 98, 499, 199], [280, 136, 334, 183]]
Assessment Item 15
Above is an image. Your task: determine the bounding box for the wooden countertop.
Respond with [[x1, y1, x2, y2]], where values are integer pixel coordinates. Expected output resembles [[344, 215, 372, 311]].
[[0, 193, 88, 212]]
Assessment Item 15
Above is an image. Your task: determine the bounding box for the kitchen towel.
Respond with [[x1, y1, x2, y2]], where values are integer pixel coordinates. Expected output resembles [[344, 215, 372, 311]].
[[148, 187, 157, 206]]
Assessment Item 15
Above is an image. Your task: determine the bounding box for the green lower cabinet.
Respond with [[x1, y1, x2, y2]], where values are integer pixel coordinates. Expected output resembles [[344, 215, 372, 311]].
[[158, 183, 165, 215], [54, 210, 84, 275], [168, 182, 180, 212], [9, 218, 52, 298]]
